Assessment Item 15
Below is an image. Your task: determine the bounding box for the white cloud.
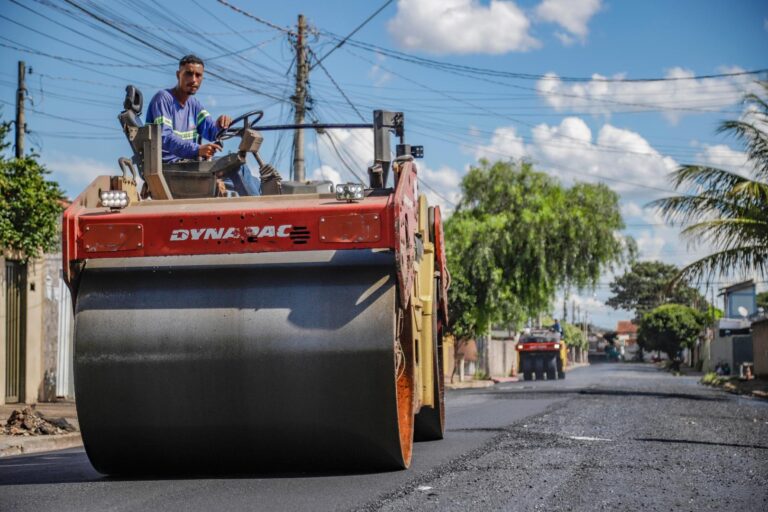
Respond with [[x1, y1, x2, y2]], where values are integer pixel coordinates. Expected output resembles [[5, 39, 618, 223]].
[[313, 128, 374, 184], [634, 230, 667, 261], [44, 154, 115, 199], [537, 67, 757, 124], [310, 164, 342, 186], [535, 0, 602, 43], [474, 126, 526, 161], [417, 163, 463, 214], [621, 201, 644, 218], [697, 144, 749, 173], [387, 0, 539, 54], [555, 290, 617, 328], [473, 118, 679, 196], [554, 32, 576, 46], [368, 52, 393, 86]]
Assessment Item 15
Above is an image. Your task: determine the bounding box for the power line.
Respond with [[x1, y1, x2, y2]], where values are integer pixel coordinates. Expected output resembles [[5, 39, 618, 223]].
[[309, 49, 366, 122], [323, 34, 768, 84], [215, 0, 295, 35], [0, 38, 170, 68], [310, 0, 394, 70], [61, 0, 294, 106], [0, 98, 117, 130]]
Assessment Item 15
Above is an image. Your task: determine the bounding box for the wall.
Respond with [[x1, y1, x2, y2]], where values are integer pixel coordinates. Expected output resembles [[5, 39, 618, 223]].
[[488, 338, 517, 378], [751, 318, 768, 378], [0, 255, 68, 405], [24, 259, 44, 404]]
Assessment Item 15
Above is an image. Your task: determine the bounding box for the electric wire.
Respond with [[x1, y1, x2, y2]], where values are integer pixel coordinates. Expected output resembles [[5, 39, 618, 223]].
[[310, 0, 394, 70]]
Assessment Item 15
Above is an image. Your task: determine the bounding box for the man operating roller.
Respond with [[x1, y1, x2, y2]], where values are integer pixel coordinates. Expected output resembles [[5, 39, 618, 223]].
[[146, 54, 261, 196]]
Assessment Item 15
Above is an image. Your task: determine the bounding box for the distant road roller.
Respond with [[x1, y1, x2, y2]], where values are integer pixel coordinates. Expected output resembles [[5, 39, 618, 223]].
[[62, 90, 448, 474], [516, 330, 567, 381]]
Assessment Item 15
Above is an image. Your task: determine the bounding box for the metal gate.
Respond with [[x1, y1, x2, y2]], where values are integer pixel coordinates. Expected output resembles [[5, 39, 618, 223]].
[[56, 269, 74, 398], [732, 335, 753, 372], [5, 260, 27, 403]]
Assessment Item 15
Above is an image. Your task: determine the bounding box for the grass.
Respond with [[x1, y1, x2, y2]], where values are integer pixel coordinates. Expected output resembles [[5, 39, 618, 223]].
[[701, 371, 768, 400]]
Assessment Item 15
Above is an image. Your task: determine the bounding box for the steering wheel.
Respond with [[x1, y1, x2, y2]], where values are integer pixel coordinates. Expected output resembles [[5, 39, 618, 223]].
[[216, 110, 264, 142]]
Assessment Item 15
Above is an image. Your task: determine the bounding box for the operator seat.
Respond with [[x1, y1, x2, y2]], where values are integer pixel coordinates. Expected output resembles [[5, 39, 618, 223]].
[[117, 85, 241, 199]]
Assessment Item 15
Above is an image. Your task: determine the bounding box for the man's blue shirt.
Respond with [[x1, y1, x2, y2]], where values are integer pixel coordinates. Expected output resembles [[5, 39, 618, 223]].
[[145, 89, 219, 162]]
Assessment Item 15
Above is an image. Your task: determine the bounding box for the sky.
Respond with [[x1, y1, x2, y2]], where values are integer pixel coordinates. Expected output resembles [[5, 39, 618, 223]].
[[1, 0, 766, 329]]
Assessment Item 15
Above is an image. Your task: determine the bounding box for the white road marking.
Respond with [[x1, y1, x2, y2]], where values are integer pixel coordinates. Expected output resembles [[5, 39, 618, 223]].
[[568, 436, 612, 442]]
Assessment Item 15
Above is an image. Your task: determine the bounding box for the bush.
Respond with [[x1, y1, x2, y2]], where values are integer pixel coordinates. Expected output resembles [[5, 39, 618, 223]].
[[0, 118, 64, 259]]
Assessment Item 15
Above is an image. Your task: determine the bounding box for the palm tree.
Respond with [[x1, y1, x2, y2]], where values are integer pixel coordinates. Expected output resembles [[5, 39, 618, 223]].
[[651, 81, 768, 284]]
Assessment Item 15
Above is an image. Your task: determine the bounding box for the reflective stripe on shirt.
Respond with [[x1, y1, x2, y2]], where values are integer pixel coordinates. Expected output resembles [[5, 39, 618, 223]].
[[196, 110, 210, 125]]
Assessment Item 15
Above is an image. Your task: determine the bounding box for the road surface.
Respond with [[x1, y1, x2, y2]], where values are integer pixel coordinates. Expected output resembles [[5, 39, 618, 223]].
[[1, 363, 766, 511]]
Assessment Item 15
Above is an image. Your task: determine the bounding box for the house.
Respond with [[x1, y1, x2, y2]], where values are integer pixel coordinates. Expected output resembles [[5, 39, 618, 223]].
[[704, 280, 757, 374], [616, 320, 638, 346]]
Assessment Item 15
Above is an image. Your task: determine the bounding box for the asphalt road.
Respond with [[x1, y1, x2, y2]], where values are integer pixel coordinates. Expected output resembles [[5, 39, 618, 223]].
[[1, 363, 766, 512]]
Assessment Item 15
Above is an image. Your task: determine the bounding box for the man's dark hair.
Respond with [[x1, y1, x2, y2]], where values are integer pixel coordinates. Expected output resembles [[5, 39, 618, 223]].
[[179, 54, 204, 68]]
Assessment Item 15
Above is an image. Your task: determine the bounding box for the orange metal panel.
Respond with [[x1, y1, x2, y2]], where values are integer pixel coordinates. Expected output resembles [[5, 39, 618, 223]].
[[318, 213, 382, 243], [81, 223, 144, 253]]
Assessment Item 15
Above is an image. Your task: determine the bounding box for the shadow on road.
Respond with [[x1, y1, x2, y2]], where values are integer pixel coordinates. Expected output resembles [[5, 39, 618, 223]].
[[0, 448, 401, 487], [577, 389, 724, 401], [634, 437, 768, 450], [473, 387, 727, 402]]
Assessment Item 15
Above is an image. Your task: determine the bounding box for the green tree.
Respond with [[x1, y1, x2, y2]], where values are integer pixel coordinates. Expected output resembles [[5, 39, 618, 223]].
[[651, 82, 768, 283], [606, 260, 709, 322], [637, 304, 704, 364], [757, 291, 768, 310], [0, 116, 64, 260], [563, 322, 587, 351], [445, 159, 631, 339]]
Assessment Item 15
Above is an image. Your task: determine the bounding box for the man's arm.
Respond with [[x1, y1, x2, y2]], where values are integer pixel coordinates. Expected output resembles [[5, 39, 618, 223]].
[[146, 94, 200, 160], [197, 109, 232, 142]]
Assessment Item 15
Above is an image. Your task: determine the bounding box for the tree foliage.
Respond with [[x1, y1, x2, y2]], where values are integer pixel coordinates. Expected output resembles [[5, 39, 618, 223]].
[[0, 116, 64, 260], [606, 260, 709, 322], [757, 291, 768, 310], [563, 323, 587, 351], [445, 159, 632, 339], [637, 304, 704, 360], [650, 81, 768, 283]]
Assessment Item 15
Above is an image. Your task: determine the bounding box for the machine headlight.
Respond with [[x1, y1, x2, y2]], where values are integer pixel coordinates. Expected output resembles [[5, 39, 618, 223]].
[[515, 344, 523, 351], [553, 344, 560, 349], [100, 190, 129, 209], [335, 183, 364, 202]]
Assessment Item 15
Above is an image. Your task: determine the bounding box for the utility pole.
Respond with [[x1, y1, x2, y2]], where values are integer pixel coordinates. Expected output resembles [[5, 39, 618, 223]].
[[15, 61, 26, 158], [563, 296, 568, 323], [291, 14, 308, 182]]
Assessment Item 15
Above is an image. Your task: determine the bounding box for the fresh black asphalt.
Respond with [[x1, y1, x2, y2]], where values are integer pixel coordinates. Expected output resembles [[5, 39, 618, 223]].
[[1, 363, 766, 511]]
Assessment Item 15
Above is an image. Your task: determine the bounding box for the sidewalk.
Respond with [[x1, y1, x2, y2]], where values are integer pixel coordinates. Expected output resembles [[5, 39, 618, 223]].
[[0, 402, 82, 457], [446, 361, 589, 389]]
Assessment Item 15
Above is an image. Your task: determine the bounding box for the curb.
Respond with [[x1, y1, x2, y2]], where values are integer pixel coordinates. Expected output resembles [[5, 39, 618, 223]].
[[0, 432, 82, 457], [446, 380, 496, 389]]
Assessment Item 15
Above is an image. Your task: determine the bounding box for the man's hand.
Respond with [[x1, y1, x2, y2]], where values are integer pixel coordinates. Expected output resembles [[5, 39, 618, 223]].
[[198, 143, 222, 160], [216, 115, 232, 129], [216, 179, 228, 197]]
